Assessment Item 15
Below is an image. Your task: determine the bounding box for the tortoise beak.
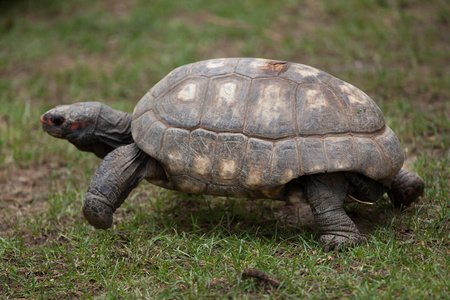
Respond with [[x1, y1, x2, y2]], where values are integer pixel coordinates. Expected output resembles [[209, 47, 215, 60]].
[[40, 113, 65, 138]]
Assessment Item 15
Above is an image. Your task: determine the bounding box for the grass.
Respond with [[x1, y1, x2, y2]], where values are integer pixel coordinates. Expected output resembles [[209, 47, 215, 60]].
[[0, 0, 449, 298]]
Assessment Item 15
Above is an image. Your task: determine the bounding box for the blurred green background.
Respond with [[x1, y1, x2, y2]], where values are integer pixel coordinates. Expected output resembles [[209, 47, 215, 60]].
[[0, 0, 448, 298]]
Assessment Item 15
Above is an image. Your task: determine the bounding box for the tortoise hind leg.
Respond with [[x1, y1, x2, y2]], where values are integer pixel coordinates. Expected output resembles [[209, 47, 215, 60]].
[[306, 173, 362, 251]]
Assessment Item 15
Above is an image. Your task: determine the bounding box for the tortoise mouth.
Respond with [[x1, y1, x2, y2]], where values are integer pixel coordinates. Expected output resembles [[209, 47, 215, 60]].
[[41, 123, 63, 137], [40, 113, 65, 138]]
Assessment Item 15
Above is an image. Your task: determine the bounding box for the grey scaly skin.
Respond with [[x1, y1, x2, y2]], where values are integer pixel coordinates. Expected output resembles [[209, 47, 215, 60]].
[[41, 102, 425, 251], [306, 173, 362, 251], [345, 171, 424, 207], [40, 102, 133, 158], [82, 143, 167, 229]]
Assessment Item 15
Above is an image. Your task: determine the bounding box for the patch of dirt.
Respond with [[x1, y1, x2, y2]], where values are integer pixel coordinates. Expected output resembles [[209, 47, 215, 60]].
[[274, 201, 314, 228], [0, 162, 66, 234], [97, 0, 136, 19]]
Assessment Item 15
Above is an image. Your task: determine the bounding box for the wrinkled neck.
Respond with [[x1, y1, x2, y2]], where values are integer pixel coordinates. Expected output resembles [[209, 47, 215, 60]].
[[94, 104, 133, 148]]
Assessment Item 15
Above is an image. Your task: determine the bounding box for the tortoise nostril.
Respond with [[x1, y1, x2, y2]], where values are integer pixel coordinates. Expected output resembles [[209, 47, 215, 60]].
[[52, 117, 65, 127]]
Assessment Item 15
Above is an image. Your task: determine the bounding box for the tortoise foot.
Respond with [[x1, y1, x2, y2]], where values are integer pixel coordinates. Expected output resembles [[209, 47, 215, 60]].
[[82, 193, 114, 229], [320, 232, 363, 252]]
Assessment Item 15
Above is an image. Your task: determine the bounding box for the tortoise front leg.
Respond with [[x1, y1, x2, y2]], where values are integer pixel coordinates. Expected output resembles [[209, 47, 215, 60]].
[[306, 173, 362, 251], [82, 143, 165, 229]]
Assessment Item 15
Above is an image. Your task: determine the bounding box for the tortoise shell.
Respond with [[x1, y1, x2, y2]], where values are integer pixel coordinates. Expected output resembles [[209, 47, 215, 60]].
[[131, 58, 404, 199]]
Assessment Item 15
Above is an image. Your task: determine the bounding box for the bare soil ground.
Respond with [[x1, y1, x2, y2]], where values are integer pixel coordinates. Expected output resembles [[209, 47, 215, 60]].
[[0, 163, 61, 234]]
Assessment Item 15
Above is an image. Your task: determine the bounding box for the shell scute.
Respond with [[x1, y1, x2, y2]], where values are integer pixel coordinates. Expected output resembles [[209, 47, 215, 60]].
[[297, 84, 349, 134], [151, 63, 193, 98], [244, 78, 297, 138], [279, 63, 332, 84], [354, 137, 386, 181], [324, 136, 356, 173], [201, 74, 250, 132], [160, 128, 190, 176], [240, 138, 273, 188], [375, 127, 404, 182], [188, 129, 217, 179], [269, 140, 302, 186], [328, 78, 384, 133], [297, 138, 327, 174], [170, 175, 206, 194], [213, 133, 247, 183], [133, 93, 154, 119], [155, 76, 208, 128], [136, 121, 166, 160]]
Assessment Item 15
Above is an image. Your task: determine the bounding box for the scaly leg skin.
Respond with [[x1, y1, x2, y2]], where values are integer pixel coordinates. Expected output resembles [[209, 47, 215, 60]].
[[306, 173, 362, 252], [82, 143, 164, 229], [344, 173, 387, 203]]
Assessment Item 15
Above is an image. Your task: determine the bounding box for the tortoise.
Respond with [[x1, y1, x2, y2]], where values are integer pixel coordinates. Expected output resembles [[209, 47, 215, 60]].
[[41, 58, 424, 251]]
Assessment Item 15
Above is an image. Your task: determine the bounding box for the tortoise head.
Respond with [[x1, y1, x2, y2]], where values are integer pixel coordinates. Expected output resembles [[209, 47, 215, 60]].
[[40, 102, 102, 142], [41, 102, 133, 158]]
